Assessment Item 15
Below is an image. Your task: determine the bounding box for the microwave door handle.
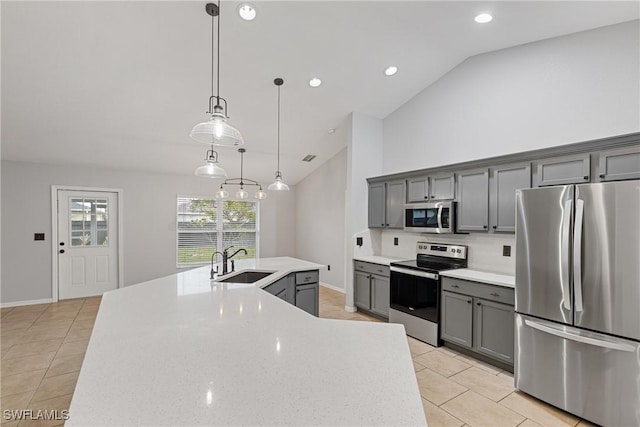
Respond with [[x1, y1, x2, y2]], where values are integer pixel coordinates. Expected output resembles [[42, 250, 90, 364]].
[[437, 206, 443, 229], [573, 198, 584, 312], [560, 199, 572, 311]]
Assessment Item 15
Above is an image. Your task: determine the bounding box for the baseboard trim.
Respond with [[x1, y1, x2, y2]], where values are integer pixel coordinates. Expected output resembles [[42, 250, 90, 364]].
[[1, 298, 53, 308], [319, 282, 345, 293], [345, 305, 357, 313]]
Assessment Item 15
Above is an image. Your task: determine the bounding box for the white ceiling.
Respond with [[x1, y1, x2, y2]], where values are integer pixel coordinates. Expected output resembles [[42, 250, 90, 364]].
[[2, 1, 638, 185]]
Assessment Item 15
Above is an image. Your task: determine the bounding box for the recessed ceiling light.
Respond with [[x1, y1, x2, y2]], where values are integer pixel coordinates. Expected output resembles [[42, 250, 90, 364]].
[[328, 128, 335, 134], [238, 3, 256, 21], [474, 13, 493, 24], [309, 78, 322, 88], [384, 66, 398, 76]]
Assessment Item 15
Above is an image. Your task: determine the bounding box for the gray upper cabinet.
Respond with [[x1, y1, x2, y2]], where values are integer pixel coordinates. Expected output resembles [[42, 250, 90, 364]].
[[457, 169, 489, 232], [597, 146, 640, 182], [429, 173, 456, 200], [474, 299, 514, 364], [535, 153, 590, 187], [368, 180, 405, 229], [491, 163, 531, 232], [407, 177, 429, 203], [385, 180, 406, 229], [368, 183, 386, 228]]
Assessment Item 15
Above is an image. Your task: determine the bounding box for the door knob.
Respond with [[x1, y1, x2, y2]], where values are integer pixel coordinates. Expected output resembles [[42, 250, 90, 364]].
[[59, 249, 65, 254]]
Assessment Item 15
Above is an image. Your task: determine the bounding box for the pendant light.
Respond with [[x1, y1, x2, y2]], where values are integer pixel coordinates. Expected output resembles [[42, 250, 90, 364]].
[[268, 78, 289, 191], [194, 145, 227, 179], [216, 148, 267, 200], [190, 2, 244, 147]]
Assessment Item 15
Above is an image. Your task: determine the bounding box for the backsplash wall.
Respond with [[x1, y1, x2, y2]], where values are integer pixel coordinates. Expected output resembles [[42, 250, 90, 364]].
[[380, 230, 516, 275]]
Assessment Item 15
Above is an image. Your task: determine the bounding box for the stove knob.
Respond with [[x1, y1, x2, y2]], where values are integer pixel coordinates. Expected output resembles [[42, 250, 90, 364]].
[[457, 249, 461, 253], [451, 248, 455, 253]]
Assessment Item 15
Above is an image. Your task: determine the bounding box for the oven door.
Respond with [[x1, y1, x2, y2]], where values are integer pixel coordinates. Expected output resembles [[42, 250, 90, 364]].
[[389, 266, 440, 323]]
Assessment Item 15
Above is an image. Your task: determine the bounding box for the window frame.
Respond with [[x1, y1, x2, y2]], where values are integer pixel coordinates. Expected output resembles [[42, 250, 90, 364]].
[[176, 195, 260, 268]]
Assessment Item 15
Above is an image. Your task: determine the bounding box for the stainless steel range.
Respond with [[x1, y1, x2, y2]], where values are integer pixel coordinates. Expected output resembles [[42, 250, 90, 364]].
[[389, 242, 467, 346]]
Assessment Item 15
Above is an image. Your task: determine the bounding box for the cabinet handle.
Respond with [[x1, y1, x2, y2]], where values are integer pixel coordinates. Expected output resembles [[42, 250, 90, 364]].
[[467, 300, 472, 304], [385, 223, 389, 226], [492, 225, 497, 229], [599, 174, 605, 179], [451, 284, 459, 288], [583, 175, 589, 180], [490, 292, 500, 297], [424, 196, 428, 199], [381, 223, 384, 226], [305, 276, 312, 281], [59, 249, 65, 254], [477, 302, 481, 306], [483, 225, 488, 229]]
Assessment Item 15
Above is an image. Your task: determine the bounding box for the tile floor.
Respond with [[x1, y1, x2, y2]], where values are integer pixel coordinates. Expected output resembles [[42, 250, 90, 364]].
[[1, 287, 596, 427]]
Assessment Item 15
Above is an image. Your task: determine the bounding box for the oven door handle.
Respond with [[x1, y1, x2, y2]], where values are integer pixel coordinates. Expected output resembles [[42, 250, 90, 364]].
[[390, 266, 438, 280]]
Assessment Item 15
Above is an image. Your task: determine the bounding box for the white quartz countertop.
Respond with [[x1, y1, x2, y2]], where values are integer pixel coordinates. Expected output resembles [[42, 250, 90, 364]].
[[353, 255, 408, 265], [68, 257, 426, 426], [440, 268, 515, 288]]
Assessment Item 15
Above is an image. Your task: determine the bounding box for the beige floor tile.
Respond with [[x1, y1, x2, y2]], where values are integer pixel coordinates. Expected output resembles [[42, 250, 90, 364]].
[[450, 366, 515, 402], [70, 318, 95, 329], [3, 340, 63, 361], [0, 307, 14, 318], [45, 353, 85, 378], [28, 319, 74, 331], [407, 336, 436, 357], [1, 391, 34, 412], [63, 327, 93, 343], [454, 353, 502, 375], [415, 368, 468, 406], [422, 398, 464, 427], [19, 394, 72, 427], [2, 422, 19, 427], [30, 372, 79, 403], [436, 345, 461, 357], [82, 296, 102, 305], [500, 392, 580, 427], [575, 420, 598, 427], [1, 330, 27, 348], [32, 312, 77, 323], [21, 327, 70, 344], [0, 369, 46, 397], [1, 352, 56, 376], [2, 312, 41, 323], [0, 320, 37, 333], [517, 419, 543, 427], [498, 370, 514, 380], [413, 360, 426, 373], [414, 350, 472, 378], [54, 340, 88, 358], [73, 312, 98, 322], [442, 390, 525, 427], [8, 304, 49, 314]]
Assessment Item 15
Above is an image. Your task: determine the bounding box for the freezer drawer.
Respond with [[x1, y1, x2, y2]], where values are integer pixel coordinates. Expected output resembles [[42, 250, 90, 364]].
[[515, 314, 640, 427]]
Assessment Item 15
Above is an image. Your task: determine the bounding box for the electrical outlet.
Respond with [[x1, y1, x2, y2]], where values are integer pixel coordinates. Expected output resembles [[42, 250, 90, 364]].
[[503, 245, 511, 257], [356, 237, 363, 247], [34, 233, 45, 241], [394, 237, 399, 246]]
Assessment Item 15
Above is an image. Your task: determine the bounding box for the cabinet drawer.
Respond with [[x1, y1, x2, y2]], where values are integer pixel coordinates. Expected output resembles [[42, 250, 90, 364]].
[[442, 277, 514, 305], [354, 260, 390, 277], [295, 270, 319, 285]]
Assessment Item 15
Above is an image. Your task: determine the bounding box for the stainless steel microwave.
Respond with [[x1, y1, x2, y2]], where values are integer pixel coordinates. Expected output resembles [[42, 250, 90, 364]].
[[404, 202, 456, 233]]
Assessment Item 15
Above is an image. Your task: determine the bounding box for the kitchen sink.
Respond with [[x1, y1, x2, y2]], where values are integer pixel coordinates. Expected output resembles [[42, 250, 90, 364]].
[[217, 271, 274, 283]]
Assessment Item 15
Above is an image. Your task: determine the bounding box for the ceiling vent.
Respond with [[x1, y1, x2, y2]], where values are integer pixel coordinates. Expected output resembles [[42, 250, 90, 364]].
[[302, 155, 317, 162]]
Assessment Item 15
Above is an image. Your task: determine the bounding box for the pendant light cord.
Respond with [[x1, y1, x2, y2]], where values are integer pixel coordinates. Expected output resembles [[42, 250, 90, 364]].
[[210, 13, 214, 101], [216, 0, 221, 105], [277, 84, 281, 173]]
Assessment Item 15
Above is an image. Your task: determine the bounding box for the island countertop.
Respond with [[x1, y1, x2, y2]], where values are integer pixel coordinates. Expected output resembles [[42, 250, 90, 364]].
[[67, 257, 426, 426]]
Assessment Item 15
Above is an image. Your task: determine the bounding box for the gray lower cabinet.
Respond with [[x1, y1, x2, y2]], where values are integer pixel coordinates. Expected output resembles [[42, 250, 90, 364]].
[[263, 270, 319, 316], [535, 153, 590, 186], [597, 145, 640, 181], [354, 261, 390, 318], [491, 163, 531, 232], [441, 277, 515, 366], [457, 168, 489, 232]]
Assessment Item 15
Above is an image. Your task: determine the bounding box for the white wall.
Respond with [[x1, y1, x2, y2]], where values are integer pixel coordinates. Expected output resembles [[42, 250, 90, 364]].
[[383, 20, 640, 175], [0, 160, 295, 304], [294, 149, 347, 290]]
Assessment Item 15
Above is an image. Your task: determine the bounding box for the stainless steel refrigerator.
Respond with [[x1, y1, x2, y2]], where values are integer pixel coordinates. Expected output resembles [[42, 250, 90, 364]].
[[515, 180, 640, 427]]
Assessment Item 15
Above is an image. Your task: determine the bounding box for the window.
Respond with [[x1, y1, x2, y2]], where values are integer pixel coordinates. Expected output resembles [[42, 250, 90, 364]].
[[177, 197, 258, 267]]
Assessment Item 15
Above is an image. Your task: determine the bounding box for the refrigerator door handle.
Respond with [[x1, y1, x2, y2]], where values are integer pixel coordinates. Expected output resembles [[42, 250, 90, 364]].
[[573, 198, 585, 312], [560, 199, 572, 310], [524, 319, 636, 352]]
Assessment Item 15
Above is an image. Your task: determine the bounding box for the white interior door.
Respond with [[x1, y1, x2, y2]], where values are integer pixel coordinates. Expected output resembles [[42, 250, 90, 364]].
[[58, 190, 119, 299]]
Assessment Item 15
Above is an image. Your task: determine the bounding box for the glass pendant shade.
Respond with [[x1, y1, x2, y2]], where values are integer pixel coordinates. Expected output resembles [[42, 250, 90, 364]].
[[236, 187, 249, 199], [190, 112, 244, 147], [216, 186, 229, 199], [267, 172, 290, 191], [194, 161, 227, 179], [255, 187, 267, 200]]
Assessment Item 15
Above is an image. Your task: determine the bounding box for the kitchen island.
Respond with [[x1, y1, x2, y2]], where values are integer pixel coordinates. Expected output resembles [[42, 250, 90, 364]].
[[67, 257, 426, 426]]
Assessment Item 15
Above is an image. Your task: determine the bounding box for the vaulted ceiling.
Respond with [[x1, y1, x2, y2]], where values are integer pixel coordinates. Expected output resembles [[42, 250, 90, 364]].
[[2, 1, 638, 184]]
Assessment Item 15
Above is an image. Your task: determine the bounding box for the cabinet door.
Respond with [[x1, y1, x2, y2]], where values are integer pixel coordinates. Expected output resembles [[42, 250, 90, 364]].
[[598, 146, 640, 182], [296, 284, 318, 317], [386, 180, 406, 229], [370, 274, 390, 318], [535, 154, 590, 186], [457, 169, 489, 232], [441, 291, 473, 348], [368, 183, 386, 228], [429, 173, 455, 200], [407, 177, 429, 203], [491, 163, 531, 232], [354, 271, 371, 310], [474, 299, 514, 364]]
